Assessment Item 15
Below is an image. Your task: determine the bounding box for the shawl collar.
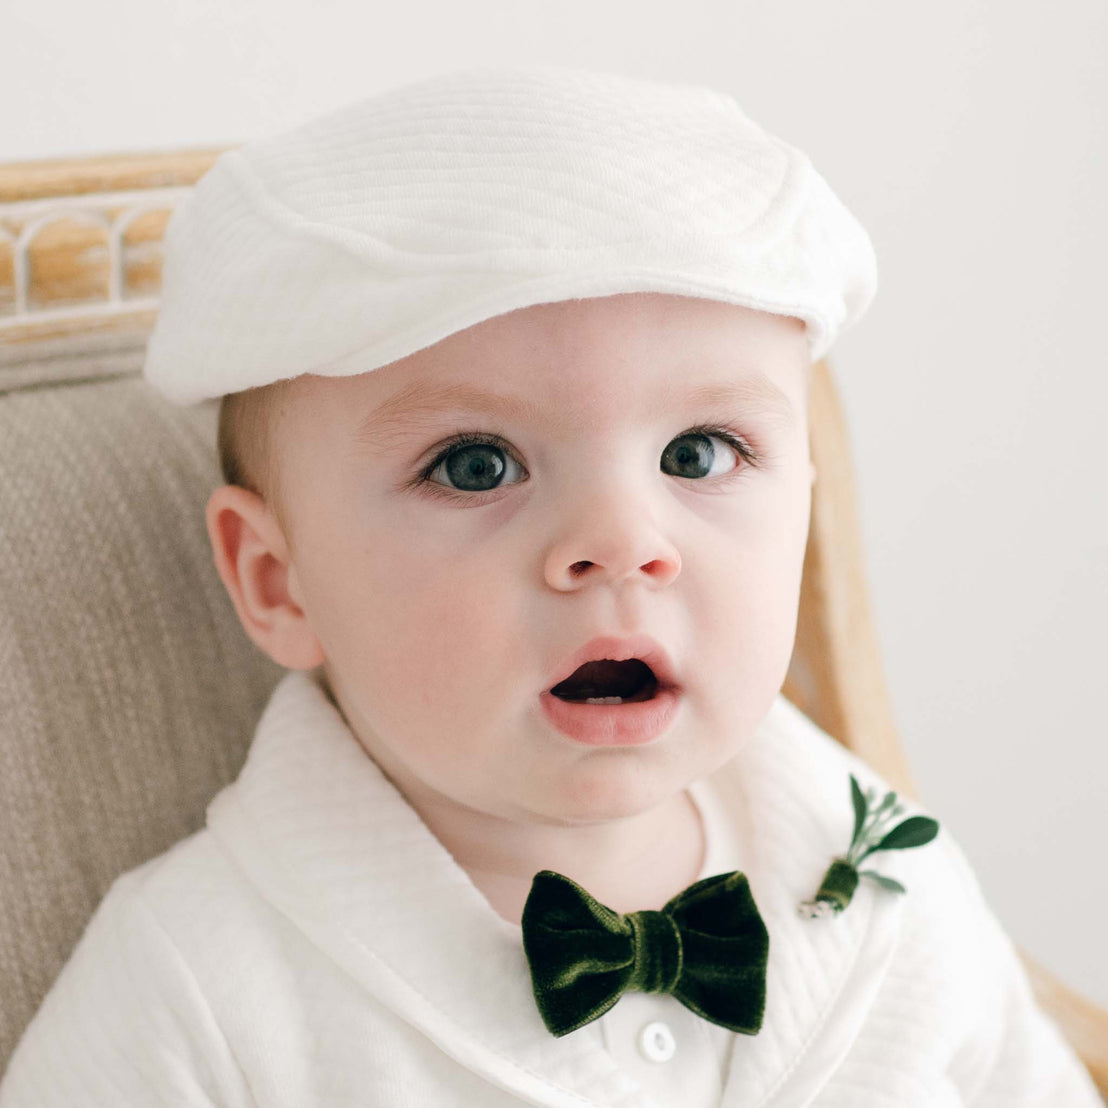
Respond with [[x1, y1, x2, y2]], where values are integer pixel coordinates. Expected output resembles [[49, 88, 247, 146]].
[[207, 669, 914, 1108]]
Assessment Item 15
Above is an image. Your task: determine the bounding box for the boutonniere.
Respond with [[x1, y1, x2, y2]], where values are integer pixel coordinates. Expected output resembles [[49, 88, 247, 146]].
[[799, 773, 940, 919]]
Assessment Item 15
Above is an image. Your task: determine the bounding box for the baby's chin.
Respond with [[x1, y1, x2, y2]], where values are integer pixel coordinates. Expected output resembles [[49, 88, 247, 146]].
[[510, 763, 701, 828]]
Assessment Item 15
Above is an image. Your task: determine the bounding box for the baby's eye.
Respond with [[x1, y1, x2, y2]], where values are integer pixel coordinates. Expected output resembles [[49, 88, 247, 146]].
[[661, 429, 750, 480], [425, 436, 524, 494]]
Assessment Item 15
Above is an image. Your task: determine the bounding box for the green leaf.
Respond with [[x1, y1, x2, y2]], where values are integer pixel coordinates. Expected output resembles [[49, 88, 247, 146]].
[[859, 870, 906, 894], [874, 790, 897, 817], [849, 774, 868, 849], [861, 816, 940, 858]]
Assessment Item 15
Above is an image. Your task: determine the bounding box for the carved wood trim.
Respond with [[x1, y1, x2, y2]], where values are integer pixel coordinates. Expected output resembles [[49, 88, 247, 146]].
[[0, 149, 225, 203], [0, 150, 225, 346]]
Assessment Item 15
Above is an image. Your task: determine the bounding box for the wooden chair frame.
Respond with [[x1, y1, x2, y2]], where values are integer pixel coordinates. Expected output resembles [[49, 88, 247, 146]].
[[1, 150, 1105, 1099]]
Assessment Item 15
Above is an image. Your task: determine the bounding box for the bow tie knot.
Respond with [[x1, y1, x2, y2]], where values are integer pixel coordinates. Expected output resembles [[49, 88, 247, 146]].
[[626, 910, 683, 994], [522, 869, 769, 1037]]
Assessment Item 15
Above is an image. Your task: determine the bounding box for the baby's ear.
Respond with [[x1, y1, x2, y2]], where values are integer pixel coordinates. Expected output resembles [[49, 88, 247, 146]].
[[204, 484, 325, 670]]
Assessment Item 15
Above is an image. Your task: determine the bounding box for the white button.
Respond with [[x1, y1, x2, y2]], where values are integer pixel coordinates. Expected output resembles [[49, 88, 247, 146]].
[[637, 1020, 677, 1063]]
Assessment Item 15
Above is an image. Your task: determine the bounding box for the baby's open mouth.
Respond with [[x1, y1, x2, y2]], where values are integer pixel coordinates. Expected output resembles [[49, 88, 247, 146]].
[[548, 659, 659, 704]]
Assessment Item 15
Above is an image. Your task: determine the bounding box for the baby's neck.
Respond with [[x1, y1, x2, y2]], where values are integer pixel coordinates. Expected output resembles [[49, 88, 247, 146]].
[[450, 789, 707, 928]]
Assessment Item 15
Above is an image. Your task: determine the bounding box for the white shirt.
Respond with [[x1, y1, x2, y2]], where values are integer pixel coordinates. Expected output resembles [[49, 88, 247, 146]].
[[0, 668, 1101, 1107]]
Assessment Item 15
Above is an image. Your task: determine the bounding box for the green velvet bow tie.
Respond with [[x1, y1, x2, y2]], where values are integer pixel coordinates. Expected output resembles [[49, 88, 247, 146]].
[[520, 869, 770, 1038]]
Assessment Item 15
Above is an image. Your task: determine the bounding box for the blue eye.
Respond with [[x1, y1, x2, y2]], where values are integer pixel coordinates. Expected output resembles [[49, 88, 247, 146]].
[[661, 430, 749, 480], [427, 437, 522, 493], [419, 424, 757, 499]]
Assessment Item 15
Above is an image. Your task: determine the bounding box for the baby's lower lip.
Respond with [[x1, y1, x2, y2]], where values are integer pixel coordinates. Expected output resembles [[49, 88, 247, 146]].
[[538, 687, 682, 746]]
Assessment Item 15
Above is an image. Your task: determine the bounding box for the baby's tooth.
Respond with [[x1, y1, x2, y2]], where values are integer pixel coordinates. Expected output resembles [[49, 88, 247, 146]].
[[584, 696, 624, 705]]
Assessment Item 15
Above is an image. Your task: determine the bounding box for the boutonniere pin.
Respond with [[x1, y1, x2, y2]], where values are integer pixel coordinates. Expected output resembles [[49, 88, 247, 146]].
[[798, 773, 940, 919]]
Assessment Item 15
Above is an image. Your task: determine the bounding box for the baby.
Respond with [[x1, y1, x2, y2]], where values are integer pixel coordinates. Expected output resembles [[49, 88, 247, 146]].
[[0, 65, 1101, 1108]]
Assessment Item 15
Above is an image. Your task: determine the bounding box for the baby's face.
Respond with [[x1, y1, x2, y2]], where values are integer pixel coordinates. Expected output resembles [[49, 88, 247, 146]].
[[263, 292, 812, 826]]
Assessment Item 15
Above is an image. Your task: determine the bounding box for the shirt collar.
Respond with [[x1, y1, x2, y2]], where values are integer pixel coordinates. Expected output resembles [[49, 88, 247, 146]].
[[207, 668, 909, 1108]]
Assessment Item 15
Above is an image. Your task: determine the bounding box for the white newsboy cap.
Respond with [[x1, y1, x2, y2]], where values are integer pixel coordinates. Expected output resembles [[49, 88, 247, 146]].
[[143, 64, 877, 406]]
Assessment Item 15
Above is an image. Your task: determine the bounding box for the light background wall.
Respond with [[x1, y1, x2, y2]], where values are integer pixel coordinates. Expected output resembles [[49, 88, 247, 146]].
[[4, 1, 1105, 1007]]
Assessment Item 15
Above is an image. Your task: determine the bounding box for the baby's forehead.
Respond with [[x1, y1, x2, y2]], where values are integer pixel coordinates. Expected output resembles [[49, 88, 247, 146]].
[[281, 293, 808, 424]]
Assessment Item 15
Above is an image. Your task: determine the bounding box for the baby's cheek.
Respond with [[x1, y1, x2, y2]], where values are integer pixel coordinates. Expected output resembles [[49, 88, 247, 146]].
[[696, 559, 799, 716], [424, 590, 524, 702]]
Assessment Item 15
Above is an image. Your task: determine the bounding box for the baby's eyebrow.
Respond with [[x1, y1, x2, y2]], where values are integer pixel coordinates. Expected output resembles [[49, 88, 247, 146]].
[[354, 375, 794, 450]]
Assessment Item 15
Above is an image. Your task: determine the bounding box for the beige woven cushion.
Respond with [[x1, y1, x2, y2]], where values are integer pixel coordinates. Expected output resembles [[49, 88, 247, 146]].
[[0, 337, 284, 1070]]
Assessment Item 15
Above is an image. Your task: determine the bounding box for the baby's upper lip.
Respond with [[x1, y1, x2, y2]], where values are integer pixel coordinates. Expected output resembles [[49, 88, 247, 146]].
[[545, 633, 681, 693]]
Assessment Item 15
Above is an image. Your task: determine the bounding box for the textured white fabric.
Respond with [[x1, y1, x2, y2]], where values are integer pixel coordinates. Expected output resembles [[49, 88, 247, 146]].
[[1, 668, 1100, 1107], [142, 65, 878, 406]]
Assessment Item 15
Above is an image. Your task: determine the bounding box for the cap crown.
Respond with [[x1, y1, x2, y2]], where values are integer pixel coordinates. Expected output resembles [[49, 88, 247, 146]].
[[144, 65, 877, 405]]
